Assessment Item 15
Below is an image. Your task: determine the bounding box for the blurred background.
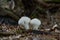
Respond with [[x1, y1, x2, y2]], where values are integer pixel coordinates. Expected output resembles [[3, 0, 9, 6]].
[[0, 0, 60, 40]]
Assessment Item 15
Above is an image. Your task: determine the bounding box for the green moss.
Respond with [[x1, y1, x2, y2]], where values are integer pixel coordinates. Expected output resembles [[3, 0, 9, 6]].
[[16, 29, 22, 33]]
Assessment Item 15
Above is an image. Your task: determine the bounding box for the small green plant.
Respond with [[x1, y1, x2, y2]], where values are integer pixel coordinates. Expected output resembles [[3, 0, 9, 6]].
[[16, 29, 24, 34], [0, 26, 2, 30]]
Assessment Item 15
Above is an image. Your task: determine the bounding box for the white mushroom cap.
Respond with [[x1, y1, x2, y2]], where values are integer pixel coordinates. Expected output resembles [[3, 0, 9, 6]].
[[18, 16, 31, 30], [30, 18, 41, 30]]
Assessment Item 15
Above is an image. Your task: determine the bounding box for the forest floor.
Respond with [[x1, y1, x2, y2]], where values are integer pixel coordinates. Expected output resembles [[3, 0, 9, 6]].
[[0, 12, 60, 40]]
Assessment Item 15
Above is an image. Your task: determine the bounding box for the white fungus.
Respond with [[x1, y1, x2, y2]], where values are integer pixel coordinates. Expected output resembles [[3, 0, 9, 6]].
[[18, 16, 31, 30], [30, 18, 41, 30]]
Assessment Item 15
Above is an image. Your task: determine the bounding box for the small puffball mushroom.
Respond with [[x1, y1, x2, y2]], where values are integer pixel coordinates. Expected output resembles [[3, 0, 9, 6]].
[[18, 16, 31, 30], [30, 18, 41, 30]]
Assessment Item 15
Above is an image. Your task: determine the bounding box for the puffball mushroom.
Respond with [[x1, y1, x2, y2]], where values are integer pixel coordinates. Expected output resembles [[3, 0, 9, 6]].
[[18, 16, 31, 30], [30, 18, 41, 30]]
